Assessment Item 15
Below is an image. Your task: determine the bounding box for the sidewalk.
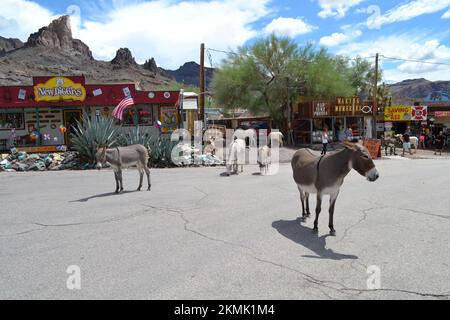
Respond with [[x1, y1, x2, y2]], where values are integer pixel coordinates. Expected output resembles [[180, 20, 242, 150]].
[[389, 148, 450, 160], [277, 145, 450, 163]]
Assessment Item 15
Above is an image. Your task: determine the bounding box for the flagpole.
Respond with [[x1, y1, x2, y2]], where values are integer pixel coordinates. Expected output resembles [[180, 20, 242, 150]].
[[179, 89, 184, 129]]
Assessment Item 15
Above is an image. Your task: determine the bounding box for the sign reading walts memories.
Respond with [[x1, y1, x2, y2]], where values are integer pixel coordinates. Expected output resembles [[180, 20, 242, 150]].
[[34, 77, 87, 102]]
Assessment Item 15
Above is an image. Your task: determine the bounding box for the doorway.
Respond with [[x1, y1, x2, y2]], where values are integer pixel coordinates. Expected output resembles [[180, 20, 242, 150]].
[[63, 109, 82, 146]]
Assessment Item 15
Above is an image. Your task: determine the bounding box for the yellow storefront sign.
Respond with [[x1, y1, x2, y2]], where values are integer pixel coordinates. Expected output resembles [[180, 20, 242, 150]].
[[34, 77, 86, 102], [384, 106, 412, 121]]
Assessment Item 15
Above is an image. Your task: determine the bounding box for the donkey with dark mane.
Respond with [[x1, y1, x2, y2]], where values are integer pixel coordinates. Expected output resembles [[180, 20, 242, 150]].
[[291, 142, 379, 235], [96, 144, 151, 193]]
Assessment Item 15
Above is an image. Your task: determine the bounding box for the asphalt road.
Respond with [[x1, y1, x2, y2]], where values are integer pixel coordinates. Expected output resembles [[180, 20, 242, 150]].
[[1, 154, 450, 299]]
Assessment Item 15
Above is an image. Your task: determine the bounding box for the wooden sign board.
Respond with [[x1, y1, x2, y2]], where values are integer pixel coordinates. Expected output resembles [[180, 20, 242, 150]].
[[363, 139, 381, 159], [16, 146, 60, 153]]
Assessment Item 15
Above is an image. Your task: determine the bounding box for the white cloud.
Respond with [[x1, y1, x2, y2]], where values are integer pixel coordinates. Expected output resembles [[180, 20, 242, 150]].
[[367, 0, 450, 28], [317, 0, 365, 19], [442, 8, 450, 18], [0, 0, 58, 40], [334, 34, 450, 82], [319, 33, 348, 46], [72, 0, 272, 69], [0, 0, 273, 69], [263, 17, 316, 38], [319, 29, 362, 47]]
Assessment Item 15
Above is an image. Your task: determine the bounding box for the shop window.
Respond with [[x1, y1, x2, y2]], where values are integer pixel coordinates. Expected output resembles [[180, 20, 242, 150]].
[[0, 112, 25, 130], [116, 106, 153, 126], [137, 106, 153, 125]]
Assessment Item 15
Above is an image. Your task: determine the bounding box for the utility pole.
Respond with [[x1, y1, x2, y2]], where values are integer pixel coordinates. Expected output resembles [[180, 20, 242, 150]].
[[286, 77, 293, 146], [372, 53, 379, 139], [199, 43, 205, 123]]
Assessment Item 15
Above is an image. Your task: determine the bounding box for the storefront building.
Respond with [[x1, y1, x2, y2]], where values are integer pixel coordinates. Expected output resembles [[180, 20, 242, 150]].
[[293, 97, 375, 145], [0, 76, 182, 151]]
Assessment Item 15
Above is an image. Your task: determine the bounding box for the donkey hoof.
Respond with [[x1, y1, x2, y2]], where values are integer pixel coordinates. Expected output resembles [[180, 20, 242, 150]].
[[137, 187, 142, 191], [300, 217, 306, 222], [306, 214, 311, 218], [312, 228, 318, 234], [329, 230, 336, 236], [147, 186, 151, 191]]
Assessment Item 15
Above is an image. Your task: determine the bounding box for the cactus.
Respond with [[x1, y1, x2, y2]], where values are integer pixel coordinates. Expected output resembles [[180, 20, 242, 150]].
[[70, 115, 119, 164]]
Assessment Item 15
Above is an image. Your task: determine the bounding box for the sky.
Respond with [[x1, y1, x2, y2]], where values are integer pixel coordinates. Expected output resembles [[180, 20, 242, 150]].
[[1, 0, 450, 83]]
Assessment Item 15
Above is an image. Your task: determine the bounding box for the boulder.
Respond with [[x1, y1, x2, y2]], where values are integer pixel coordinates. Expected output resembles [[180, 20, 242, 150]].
[[36, 162, 46, 171], [44, 156, 53, 166], [52, 153, 62, 161], [17, 163, 29, 172], [0, 159, 10, 169]]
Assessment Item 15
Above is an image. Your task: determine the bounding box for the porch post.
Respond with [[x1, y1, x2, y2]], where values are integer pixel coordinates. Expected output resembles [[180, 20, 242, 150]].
[[133, 105, 139, 128], [35, 107, 40, 146]]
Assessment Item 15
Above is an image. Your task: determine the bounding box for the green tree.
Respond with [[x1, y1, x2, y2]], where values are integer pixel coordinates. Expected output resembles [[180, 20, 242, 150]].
[[212, 34, 301, 126], [211, 34, 356, 127]]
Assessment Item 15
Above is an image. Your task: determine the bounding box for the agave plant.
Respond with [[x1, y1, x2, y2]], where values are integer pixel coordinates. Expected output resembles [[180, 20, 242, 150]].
[[116, 126, 158, 149], [148, 137, 179, 167], [70, 115, 119, 164]]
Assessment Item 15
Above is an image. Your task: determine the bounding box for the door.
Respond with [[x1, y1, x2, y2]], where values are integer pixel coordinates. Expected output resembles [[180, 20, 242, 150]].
[[63, 109, 82, 146]]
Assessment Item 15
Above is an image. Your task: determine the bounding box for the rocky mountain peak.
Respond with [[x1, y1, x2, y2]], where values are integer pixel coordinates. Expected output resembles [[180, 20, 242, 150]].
[[111, 48, 136, 66], [0, 37, 24, 55], [143, 57, 158, 73], [25, 15, 92, 59]]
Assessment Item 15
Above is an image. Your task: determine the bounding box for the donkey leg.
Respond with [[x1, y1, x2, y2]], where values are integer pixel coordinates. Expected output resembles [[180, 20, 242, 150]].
[[114, 171, 120, 194], [328, 191, 339, 236], [305, 193, 311, 217], [297, 186, 306, 221], [117, 169, 124, 193], [313, 194, 322, 234], [144, 166, 151, 191], [137, 167, 143, 191]]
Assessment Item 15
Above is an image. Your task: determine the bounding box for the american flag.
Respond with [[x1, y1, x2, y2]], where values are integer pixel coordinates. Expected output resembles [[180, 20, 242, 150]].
[[112, 96, 135, 120]]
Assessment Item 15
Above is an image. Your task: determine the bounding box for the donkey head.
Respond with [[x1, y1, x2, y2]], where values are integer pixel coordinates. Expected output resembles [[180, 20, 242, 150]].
[[343, 141, 379, 182], [95, 146, 107, 170]]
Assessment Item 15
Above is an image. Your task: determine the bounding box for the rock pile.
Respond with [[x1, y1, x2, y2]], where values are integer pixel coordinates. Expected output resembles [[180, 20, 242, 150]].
[[0, 151, 89, 172]]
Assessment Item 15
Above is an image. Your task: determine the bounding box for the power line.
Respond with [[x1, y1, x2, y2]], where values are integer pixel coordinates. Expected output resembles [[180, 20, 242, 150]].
[[206, 47, 375, 63], [380, 55, 450, 66]]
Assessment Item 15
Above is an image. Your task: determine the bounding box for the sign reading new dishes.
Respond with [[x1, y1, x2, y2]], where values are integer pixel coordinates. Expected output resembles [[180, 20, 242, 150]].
[[384, 106, 412, 121], [34, 77, 87, 102]]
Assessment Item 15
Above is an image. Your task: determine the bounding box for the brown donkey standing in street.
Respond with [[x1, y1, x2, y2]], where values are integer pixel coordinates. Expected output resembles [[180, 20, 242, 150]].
[[291, 142, 379, 235], [96, 144, 151, 193]]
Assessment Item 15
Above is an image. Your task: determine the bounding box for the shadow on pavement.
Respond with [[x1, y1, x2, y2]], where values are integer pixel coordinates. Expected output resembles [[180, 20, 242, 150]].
[[272, 218, 358, 260], [70, 190, 138, 202]]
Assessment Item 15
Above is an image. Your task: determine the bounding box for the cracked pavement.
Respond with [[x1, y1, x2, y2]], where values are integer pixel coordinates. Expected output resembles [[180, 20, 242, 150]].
[[0, 158, 449, 299]]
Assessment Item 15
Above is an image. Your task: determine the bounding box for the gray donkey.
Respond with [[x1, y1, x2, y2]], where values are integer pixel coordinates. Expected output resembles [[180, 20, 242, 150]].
[[95, 144, 151, 193]]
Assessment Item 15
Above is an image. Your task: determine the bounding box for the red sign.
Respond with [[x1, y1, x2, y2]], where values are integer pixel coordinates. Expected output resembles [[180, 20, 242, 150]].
[[412, 106, 427, 120], [435, 111, 450, 117], [363, 139, 381, 159]]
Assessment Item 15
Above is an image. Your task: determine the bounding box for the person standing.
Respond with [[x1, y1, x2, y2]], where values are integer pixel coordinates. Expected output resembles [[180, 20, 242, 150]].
[[321, 128, 329, 155], [334, 121, 341, 142], [402, 130, 412, 156], [434, 131, 445, 156], [344, 125, 353, 141]]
